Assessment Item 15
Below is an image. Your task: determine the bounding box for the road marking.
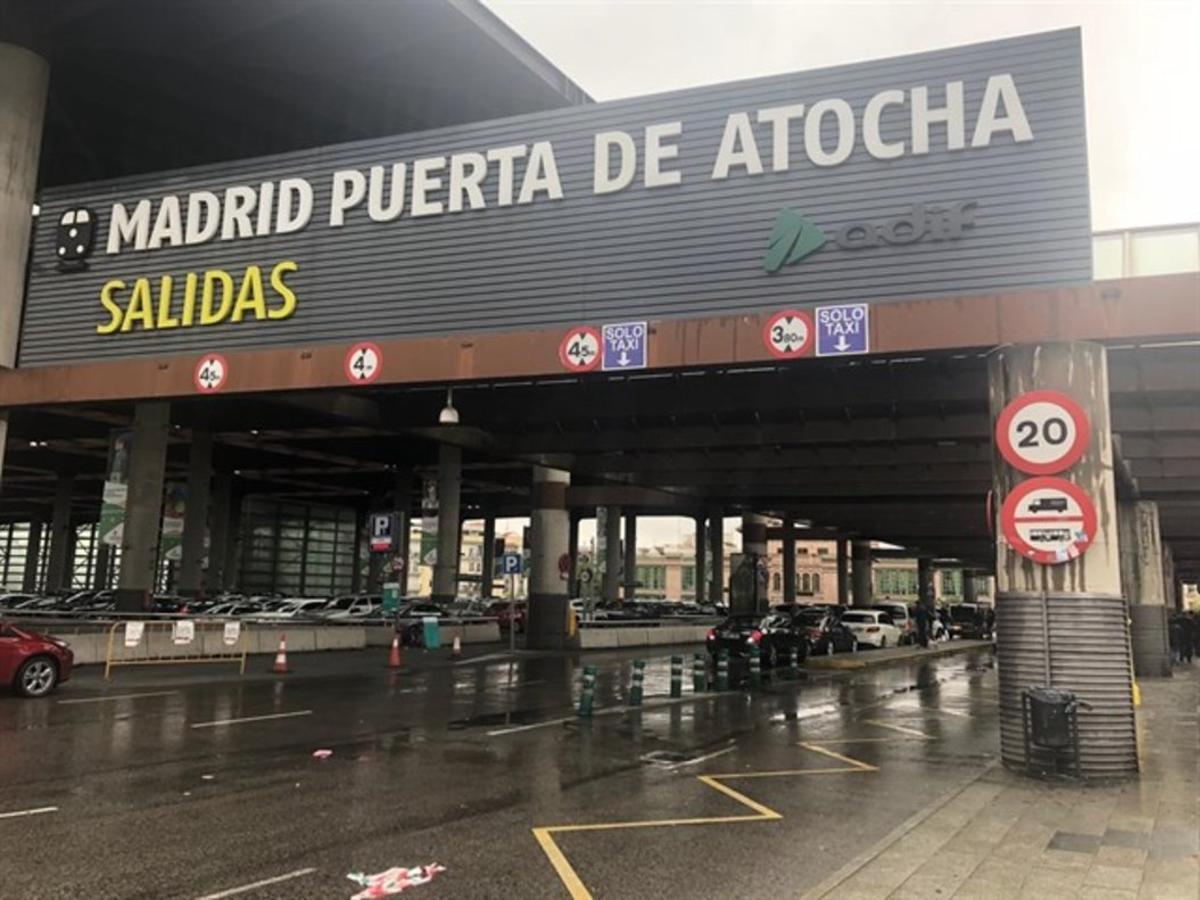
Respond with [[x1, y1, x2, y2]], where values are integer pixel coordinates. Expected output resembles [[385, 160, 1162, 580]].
[[59, 691, 179, 705], [666, 745, 737, 770], [487, 692, 726, 736], [190, 710, 313, 729], [862, 719, 933, 737], [195, 867, 317, 899], [488, 715, 577, 737], [0, 806, 58, 820]]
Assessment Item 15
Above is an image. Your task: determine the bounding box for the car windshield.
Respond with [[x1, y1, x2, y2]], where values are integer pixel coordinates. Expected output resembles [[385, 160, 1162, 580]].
[[718, 615, 762, 630], [840, 612, 875, 623], [950, 606, 980, 622]]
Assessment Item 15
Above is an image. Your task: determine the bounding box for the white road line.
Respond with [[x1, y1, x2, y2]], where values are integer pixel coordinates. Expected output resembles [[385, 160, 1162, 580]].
[[487, 715, 577, 736], [668, 744, 737, 769], [190, 710, 313, 729], [195, 867, 317, 899], [0, 806, 58, 820], [59, 691, 178, 705]]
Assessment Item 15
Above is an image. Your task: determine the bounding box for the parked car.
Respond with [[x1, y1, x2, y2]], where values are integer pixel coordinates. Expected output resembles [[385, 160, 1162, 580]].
[[485, 600, 526, 632], [706, 612, 811, 668], [794, 606, 857, 655], [873, 602, 915, 645], [948, 603, 993, 640], [205, 600, 265, 617], [0, 593, 38, 609], [840, 609, 903, 648], [0, 620, 73, 698], [255, 598, 330, 620], [318, 594, 381, 620]]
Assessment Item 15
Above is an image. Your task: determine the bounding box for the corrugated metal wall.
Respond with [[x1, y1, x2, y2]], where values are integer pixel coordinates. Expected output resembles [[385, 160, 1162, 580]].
[[20, 29, 1090, 366]]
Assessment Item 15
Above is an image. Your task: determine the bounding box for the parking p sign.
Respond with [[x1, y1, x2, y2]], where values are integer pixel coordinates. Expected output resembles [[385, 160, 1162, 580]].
[[501, 552, 523, 575]]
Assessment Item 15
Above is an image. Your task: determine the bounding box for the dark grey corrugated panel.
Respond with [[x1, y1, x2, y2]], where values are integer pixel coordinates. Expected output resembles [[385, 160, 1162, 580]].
[[996, 591, 1138, 779], [20, 29, 1090, 367]]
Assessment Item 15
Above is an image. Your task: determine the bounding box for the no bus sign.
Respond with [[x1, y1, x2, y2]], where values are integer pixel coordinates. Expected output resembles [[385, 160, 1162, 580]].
[[763, 309, 814, 358], [193, 353, 228, 393], [1000, 476, 1097, 565], [344, 342, 382, 385], [995, 390, 1089, 475], [558, 326, 602, 372]]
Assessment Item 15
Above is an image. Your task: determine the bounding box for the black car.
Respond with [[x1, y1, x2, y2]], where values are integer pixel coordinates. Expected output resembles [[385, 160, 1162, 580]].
[[706, 612, 811, 668], [794, 607, 857, 655], [948, 604, 993, 640]]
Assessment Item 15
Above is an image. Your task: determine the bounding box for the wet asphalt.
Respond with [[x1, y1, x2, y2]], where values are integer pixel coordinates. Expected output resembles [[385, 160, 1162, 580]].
[[0, 643, 1001, 899]]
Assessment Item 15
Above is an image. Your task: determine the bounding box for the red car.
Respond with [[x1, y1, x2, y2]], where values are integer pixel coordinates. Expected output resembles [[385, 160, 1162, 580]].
[[0, 620, 74, 698], [485, 601, 526, 633]]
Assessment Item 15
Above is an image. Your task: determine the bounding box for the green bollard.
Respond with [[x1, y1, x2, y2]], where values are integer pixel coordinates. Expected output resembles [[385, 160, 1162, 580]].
[[670, 656, 683, 698], [789, 646, 800, 679], [693, 654, 707, 693], [578, 665, 597, 717], [716, 650, 730, 691], [630, 660, 645, 706], [749, 651, 762, 690]]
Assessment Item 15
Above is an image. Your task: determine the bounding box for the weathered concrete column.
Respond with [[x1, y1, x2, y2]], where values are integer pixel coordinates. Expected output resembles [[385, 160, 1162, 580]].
[[837, 538, 849, 605], [918, 557, 934, 608], [782, 517, 797, 605], [1162, 547, 1178, 612], [116, 402, 171, 611], [963, 570, 978, 605], [694, 515, 707, 605], [851, 540, 873, 607], [431, 444, 462, 602], [176, 430, 213, 597], [734, 513, 769, 615], [44, 474, 74, 593], [623, 512, 638, 601], [990, 341, 1135, 778], [22, 519, 42, 592], [567, 511, 580, 594], [603, 505, 621, 604], [1118, 501, 1171, 678], [709, 508, 724, 607], [527, 467, 570, 649], [481, 515, 496, 599]]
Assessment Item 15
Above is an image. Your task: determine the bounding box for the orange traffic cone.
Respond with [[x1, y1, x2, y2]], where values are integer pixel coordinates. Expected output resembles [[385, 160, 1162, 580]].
[[388, 635, 403, 669], [451, 635, 462, 659], [272, 634, 289, 674]]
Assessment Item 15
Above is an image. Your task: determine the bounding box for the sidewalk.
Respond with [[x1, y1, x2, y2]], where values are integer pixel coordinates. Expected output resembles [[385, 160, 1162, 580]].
[[805, 638, 993, 671], [804, 665, 1200, 900]]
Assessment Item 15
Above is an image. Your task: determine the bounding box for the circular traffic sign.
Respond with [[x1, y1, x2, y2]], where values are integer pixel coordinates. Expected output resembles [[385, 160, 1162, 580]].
[[763, 309, 814, 358], [1000, 476, 1097, 565], [344, 342, 383, 385], [995, 390, 1089, 475], [559, 326, 601, 372], [193, 354, 228, 393]]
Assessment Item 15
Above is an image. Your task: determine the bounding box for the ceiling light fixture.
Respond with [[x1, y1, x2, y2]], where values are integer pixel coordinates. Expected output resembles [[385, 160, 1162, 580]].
[[438, 388, 459, 425]]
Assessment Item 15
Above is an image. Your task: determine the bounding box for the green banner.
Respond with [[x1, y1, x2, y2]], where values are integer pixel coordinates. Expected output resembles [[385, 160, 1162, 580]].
[[98, 430, 133, 546], [160, 482, 187, 562]]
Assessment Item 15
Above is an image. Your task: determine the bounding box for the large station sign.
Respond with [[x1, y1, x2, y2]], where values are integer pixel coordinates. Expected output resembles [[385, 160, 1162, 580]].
[[20, 30, 1089, 367]]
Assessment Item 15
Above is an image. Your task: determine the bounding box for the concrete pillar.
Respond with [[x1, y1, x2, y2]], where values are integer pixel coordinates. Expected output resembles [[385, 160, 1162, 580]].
[[1118, 501, 1171, 677], [204, 473, 232, 595], [963, 570, 978, 605], [918, 557, 934, 608], [1162, 546, 1178, 612], [567, 511, 580, 595], [431, 444, 461, 602], [22, 519, 42, 593], [708, 508, 724, 607], [116, 402, 171, 611], [694, 515, 706, 605], [990, 341, 1135, 777], [526, 467, 570, 649], [735, 513, 768, 615], [222, 489, 242, 591], [93, 540, 111, 590], [603, 505, 621, 604], [480, 515, 496, 599], [44, 474, 74, 593], [623, 512, 638, 601], [782, 517, 797, 605], [391, 468, 413, 594], [176, 430, 213, 597], [837, 538, 849, 605], [851, 540, 872, 607]]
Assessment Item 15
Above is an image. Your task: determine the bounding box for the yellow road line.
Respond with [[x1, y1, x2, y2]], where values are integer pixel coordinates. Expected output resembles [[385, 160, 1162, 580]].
[[533, 829, 592, 900], [797, 741, 880, 771]]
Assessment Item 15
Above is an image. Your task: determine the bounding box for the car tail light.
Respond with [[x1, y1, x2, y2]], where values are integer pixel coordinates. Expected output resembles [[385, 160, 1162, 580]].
[[706, 628, 716, 641], [866, 626, 880, 632], [748, 629, 763, 644], [808, 628, 822, 638]]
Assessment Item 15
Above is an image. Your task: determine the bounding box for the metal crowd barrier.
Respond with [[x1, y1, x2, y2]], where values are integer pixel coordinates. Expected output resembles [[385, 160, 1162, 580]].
[[104, 619, 248, 679]]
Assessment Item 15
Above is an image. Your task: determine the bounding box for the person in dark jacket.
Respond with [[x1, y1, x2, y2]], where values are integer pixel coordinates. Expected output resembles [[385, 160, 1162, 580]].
[[1178, 614, 1195, 664], [1168, 617, 1184, 664]]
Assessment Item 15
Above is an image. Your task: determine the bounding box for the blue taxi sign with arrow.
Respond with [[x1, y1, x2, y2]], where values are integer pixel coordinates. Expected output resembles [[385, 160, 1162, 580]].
[[601, 321, 647, 371], [815, 304, 869, 356]]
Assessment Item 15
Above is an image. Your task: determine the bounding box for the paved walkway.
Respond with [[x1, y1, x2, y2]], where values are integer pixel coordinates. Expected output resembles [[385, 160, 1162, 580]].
[[804, 664, 1200, 900]]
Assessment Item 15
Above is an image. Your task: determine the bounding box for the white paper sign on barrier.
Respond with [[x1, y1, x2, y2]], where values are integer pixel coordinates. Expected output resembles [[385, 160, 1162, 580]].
[[173, 620, 195, 645], [124, 621, 144, 648], [223, 621, 241, 646]]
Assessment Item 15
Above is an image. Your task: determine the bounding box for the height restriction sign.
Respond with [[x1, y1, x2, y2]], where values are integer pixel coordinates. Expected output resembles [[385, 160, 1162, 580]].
[[763, 309, 814, 358], [345, 342, 382, 385], [1000, 477, 1097, 565], [558, 326, 602, 372], [995, 390, 1089, 475], [193, 354, 228, 393]]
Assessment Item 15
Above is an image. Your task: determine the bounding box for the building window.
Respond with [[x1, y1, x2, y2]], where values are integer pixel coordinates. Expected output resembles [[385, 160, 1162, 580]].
[[772, 572, 781, 591], [636, 565, 666, 592], [812, 573, 820, 593], [942, 570, 962, 597], [681, 565, 695, 591], [800, 572, 812, 594]]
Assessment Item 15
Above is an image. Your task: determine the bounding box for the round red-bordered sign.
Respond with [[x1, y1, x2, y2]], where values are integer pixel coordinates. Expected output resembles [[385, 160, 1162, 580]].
[[193, 354, 228, 393], [995, 390, 1089, 475], [344, 342, 383, 385], [763, 309, 814, 358], [558, 326, 602, 373], [1000, 476, 1097, 565]]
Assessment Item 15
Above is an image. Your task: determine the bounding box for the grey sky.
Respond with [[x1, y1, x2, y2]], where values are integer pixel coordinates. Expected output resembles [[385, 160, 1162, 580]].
[[487, 0, 1200, 231]]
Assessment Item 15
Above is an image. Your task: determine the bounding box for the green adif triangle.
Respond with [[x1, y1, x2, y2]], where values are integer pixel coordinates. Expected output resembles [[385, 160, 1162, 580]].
[[763, 209, 827, 272]]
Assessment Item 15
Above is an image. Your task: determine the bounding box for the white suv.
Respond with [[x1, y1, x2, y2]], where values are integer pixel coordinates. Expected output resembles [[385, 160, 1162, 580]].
[[840, 610, 903, 649]]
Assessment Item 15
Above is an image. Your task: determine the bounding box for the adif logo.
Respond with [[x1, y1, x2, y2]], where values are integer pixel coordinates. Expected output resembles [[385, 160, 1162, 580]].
[[56, 208, 97, 270], [764, 209, 827, 273]]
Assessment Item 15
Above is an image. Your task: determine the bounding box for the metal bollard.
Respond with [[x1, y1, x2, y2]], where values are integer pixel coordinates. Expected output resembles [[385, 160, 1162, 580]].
[[670, 656, 683, 698], [716, 650, 730, 691], [789, 646, 800, 678], [748, 651, 762, 689], [693, 654, 707, 693], [630, 660, 646, 706], [578, 664, 597, 717]]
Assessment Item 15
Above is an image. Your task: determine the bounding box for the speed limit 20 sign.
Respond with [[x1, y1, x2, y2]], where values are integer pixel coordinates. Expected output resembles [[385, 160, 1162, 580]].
[[763, 309, 814, 358], [995, 390, 1089, 475], [559, 326, 601, 373], [344, 342, 382, 385]]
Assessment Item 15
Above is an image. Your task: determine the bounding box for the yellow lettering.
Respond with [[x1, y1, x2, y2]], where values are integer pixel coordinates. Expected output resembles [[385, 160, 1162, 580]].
[[97, 280, 126, 335], [230, 265, 267, 323], [181, 272, 198, 327], [155, 275, 179, 329], [200, 269, 234, 325], [268, 260, 298, 320], [120, 278, 155, 332]]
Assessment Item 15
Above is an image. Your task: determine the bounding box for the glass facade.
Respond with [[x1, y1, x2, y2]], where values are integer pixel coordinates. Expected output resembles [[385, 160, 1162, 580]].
[[238, 498, 360, 596], [1094, 225, 1200, 279]]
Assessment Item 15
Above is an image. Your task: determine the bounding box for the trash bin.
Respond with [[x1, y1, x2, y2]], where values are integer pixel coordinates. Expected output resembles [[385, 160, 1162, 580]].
[[1026, 687, 1076, 749]]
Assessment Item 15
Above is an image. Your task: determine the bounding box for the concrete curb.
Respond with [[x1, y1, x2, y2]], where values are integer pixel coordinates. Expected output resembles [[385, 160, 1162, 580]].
[[805, 639, 993, 671]]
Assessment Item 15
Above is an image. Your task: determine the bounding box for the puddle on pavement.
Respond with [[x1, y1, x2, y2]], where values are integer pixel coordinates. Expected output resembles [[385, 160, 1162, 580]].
[[445, 707, 562, 730]]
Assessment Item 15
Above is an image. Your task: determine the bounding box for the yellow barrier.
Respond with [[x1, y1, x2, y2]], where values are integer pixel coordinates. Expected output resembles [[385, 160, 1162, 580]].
[[104, 620, 248, 680]]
